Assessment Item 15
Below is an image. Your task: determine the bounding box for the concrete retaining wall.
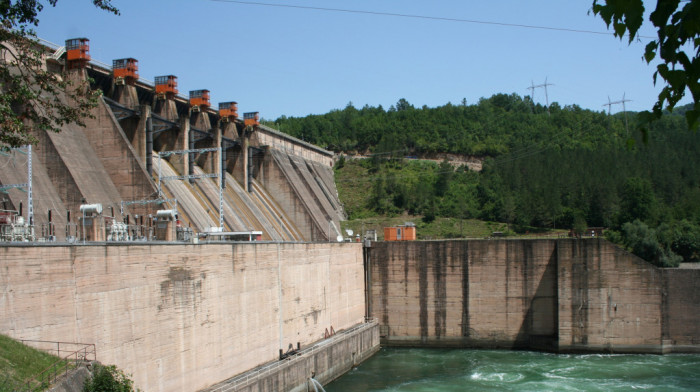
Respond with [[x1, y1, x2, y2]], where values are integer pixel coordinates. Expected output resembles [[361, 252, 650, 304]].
[[0, 242, 365, 392], [662, 268, 700, 352], [556, 240, 664, 353], [368, 239, 700, 353], [203, 320, 379, 392]]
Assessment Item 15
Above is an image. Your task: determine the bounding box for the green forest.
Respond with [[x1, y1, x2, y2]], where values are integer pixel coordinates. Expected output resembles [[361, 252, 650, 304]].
[[266, 95, 700, 267]]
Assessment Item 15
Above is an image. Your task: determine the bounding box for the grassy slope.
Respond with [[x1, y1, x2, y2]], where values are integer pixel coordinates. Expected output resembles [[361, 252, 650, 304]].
[[338, 160, 520, 239], [335, 158, 568, 240], [0, 335, 60, 391], [340, 215, 505, 240]]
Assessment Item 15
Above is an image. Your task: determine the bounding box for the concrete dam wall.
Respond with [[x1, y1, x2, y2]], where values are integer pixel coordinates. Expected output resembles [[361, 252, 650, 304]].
[[0, 242, 367, 391], [368, 239, 700, 353]]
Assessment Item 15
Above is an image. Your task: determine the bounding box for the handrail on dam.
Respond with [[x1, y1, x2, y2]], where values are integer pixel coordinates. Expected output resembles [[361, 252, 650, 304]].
[[17, 340, 96, 392], [203, 318, 378, 392]]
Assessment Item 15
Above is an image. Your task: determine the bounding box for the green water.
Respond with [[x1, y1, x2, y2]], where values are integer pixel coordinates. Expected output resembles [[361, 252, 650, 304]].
[[327, 348, 700, 391]]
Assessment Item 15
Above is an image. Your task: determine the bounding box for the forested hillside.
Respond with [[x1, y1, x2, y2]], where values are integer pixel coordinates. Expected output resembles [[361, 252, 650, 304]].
[[269, 95, 700, 267], [267, 94, 627, 155]]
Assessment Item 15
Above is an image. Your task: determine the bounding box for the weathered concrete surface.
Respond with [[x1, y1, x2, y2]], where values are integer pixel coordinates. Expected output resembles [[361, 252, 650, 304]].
[[556, 240, 664, 353], [0, 242, 365, 392], [369, 239, 700, 353], [81, 97, 159, 218], [203, 320, 379, 392], [33, 111, 125, 220], [260, 150, 341, 242], [48, 363, 93, 392], [369, 240, 558, 349], [662, 268, 700, 352]]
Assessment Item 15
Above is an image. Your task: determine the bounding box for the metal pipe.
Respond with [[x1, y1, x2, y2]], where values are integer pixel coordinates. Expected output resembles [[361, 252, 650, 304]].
[[221, 148, 227, 190], [146, 115, 153, 175], [247, 146, 253, 192], [188, 129, 195, 184]]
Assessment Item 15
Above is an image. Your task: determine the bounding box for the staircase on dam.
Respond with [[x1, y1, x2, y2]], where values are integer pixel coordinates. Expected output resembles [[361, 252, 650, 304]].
[[0, 42, 344, 243]]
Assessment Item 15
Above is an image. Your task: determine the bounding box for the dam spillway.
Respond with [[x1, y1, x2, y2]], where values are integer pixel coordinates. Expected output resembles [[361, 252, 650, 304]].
[[0, 37, 344, 243]]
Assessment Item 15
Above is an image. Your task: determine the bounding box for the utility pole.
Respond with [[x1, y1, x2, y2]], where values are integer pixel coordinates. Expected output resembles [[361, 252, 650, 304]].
[[527, 77, 554, 115], [603, 93, 632, 136], [26, 145, 33, 226], [527, 80, 537, 106]]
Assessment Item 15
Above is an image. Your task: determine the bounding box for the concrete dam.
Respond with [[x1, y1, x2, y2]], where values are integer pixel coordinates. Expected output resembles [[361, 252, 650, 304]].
[[0, 39, 343, 243], [1, 38, 700, 392]]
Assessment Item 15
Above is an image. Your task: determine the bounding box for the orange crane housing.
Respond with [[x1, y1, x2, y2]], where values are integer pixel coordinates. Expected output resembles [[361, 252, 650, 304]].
[[65, 38, 90, 68], [244, 112, 260, 127], [189, 90, 210, 109], [219, 102, 238, 119], [154, 75, 178, 97], [112, 58, 139, 84]]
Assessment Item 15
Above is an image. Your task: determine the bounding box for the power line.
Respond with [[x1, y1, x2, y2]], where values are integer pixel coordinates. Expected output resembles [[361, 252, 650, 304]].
[[209, 0, 654, 38]]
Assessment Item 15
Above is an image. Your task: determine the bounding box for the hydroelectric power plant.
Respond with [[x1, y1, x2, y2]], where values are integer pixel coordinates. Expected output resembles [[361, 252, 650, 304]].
[[1, 38, 699, 391]]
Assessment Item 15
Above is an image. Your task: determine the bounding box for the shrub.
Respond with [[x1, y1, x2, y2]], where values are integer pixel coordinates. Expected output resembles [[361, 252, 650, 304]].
[[83, 364, 137, 392], [620, 220, 681, 268]]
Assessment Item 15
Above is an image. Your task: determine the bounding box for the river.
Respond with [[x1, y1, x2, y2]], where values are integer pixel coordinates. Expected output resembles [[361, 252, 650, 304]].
[[327, 348, 700, 391]]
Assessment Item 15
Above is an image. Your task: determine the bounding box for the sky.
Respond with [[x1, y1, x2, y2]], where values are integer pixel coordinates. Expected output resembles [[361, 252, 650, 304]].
[[33, 0, 691, 120]]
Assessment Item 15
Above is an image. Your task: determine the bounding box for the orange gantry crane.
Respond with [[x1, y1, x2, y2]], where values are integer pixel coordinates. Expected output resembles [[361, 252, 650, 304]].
[[189, 89, 210, 112], [65, 38, 90, 69], [112, 58, 139, 85], [219, 101, 238, 121], [243, 112, 260, 127], [154, 75, 178, 99]]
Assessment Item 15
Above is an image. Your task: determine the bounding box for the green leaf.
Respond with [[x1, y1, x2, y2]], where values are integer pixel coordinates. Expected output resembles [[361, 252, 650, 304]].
[[623, 0, 645, 41], [644, 41, 658, 63], [614, 21, 628, 37], [650, 0, 680, 29]]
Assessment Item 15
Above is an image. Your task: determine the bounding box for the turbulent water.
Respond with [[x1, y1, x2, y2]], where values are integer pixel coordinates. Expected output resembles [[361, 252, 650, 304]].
[[327, 348, 700, 391]]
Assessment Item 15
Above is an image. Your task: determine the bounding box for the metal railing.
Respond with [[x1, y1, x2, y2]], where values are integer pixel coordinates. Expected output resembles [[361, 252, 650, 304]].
[[204, 318, 378, 392], [17, 340, 96, 392]]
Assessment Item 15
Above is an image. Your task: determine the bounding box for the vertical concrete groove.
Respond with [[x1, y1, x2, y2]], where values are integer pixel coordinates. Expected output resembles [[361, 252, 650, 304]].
[[379, 245, 389, 326], [419, 244, 428, 341], [71, 249, 81, 342], [461, 241, 470, 337], [522, 241, 531, 341], [327, 244, 332, 328], [277, 244, 283, 351], [434, 242, 447, 339]]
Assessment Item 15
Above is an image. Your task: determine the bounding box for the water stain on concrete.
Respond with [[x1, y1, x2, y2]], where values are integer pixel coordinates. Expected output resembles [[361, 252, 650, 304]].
[[158, 266, 204, 312]]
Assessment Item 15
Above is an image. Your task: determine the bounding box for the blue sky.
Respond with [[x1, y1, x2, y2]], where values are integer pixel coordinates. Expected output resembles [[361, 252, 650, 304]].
[[34, 0, 688, 120]]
